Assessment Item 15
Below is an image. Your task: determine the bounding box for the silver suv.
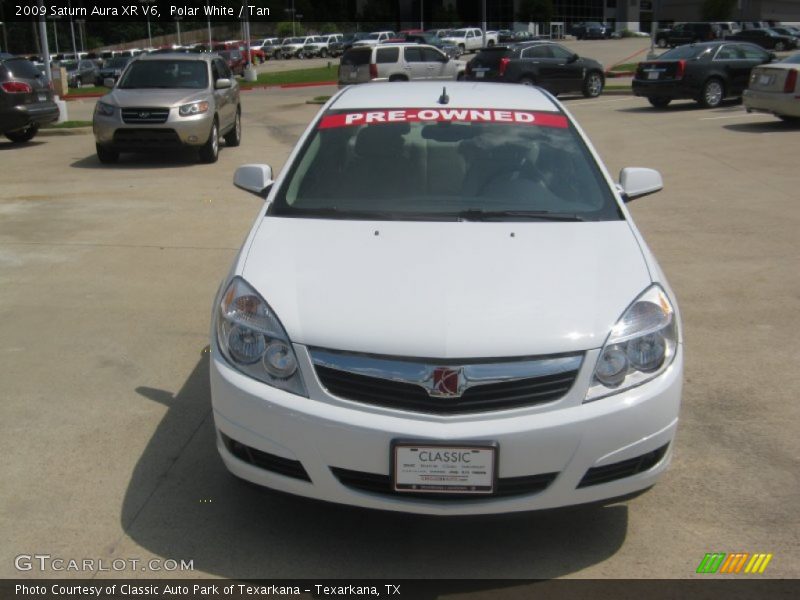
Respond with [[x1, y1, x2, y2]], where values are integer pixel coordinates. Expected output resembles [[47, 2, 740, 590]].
[[339, 44, 466, 85], [93, 53, 240, 164]]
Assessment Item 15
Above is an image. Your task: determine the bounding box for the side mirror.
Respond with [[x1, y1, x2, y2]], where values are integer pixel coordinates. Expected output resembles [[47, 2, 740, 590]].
[[234, 164, 273, 197], [103, 77, 115, 88], [619, 167, 663, 201], [768, 52, 777, 61], [569, 53, 579, 62], [215, 77, 232, 89]]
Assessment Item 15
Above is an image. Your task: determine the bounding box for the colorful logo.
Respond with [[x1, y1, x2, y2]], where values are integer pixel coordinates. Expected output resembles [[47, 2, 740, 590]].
[[430, 367, 463, 398], [696, 552, 773, 574]]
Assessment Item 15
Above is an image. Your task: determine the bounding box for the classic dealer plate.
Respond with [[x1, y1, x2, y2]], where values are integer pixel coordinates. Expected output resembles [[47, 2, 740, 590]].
[[392, 441, 497, 494]]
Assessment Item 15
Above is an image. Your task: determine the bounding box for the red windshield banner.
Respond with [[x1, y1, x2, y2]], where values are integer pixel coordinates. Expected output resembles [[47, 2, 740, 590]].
[[318, 109, 569, 129]]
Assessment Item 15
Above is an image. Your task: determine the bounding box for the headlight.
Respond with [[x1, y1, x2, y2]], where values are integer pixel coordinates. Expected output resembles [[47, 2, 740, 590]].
[[95, 101, 115, 116], [215, 277, 306, 396], [179, 101, 209, 117], [586, 285, 678, 401]]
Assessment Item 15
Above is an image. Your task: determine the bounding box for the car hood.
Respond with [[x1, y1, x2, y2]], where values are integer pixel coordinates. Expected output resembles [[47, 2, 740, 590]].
[[103, 88, 209, 107], [240, 218, 652, 358]]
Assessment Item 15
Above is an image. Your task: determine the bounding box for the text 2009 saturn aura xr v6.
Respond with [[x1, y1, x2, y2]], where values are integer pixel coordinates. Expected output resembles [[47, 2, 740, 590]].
[[210, 82, 682, 515]]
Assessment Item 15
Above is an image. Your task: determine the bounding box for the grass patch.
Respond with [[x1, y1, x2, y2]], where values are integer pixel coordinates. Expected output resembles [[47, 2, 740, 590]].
[[609, 62, 639, 72], [43, 120, 93, 128], [306, 95, 332, 104], [243, 66, 338, 88]]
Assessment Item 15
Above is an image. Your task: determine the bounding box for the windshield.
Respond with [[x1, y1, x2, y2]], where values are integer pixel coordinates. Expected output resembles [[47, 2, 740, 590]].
[[271, 109, 619, 222], [781, 54, 800, 64], [658, 45, 711, 60], [117, 60, 208, 89], [284, 37, 303, 44], [365, 33, 382, 40]]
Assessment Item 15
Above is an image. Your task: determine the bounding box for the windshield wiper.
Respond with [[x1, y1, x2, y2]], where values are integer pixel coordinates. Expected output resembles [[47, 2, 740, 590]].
[[276, 207, 455, 221], [455, 209, 587, 222]]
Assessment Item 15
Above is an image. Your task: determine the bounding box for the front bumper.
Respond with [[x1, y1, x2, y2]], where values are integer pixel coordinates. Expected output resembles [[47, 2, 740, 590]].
[[93, 107, 213, 150], [0, 101, 59, 133], [743, 88, 800, 118], [211, 342, 683, 515]]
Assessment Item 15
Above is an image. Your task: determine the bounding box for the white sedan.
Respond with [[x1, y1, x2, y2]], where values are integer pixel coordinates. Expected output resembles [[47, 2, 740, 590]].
[[744, 53, 800, 122], [210, 82, 683, 515]]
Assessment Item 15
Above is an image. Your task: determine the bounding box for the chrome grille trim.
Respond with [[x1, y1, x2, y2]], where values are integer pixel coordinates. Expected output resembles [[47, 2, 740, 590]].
[[309, 348, 583, 414], [121, 107, 170, 124]]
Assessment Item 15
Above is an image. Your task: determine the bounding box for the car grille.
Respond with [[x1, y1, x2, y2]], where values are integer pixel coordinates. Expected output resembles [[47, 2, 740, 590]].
[[314, 365, 579, 414], [112, 128, 182, 147], [121, 107, 170, 124], [578, 444, 669, 488], [330, 467, 557, 499], [221, 433, 311, 482]]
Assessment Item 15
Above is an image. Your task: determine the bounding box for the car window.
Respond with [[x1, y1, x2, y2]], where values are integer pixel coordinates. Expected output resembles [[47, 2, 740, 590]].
[[549, 45, 574, 60], [404, 47, 424, 62], [658, 45, 712, 59], [376, 47, 399, 63], [2, 58, 41, 79], [738, 44, 768, 60], [522, 45, 551, 59], [117, 60, 209, 89], [421, 47, 445, 62], [273, 109, 620, 221], [714, 45, 741, 60], [211, 59, 220, 81]]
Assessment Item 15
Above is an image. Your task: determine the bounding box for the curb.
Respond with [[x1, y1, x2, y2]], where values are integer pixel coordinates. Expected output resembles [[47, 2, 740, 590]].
[[39, 126, 92, 136]]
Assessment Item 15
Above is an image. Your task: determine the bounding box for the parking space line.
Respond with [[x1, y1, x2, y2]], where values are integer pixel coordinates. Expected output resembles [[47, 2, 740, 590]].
[[699, 113, 773, 120]]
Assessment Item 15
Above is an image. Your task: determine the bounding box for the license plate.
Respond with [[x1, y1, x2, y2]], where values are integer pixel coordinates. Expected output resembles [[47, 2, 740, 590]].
[[349, 70, 357, 79], [758, 74, 773, 85], [647, 71, 659, 80], [475, 71, 484, 78], [38, 93, 47, 102], [392, 442, 496, 494]]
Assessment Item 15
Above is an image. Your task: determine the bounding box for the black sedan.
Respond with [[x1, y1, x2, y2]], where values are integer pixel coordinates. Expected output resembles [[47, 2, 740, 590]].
[[94, 56, 131, 86], [632, 42, 774, 108], [0, 54, 59, 142], [465, 42, 605, 98], [726, 29, 797, 51]]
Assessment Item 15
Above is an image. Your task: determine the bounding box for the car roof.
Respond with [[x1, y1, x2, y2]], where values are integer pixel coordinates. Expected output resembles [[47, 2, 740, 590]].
[[332, 81, 560, 113], [138, 52, 214, 61]]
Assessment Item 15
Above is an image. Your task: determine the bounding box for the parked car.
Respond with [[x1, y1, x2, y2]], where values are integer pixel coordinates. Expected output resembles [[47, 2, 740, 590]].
[[212, 80, 683, 515], [727, 28, 797, 51], [632, 41, 774, 108], [93, 53, 241, 164], [769, 27, 800, 42], [217, 49, 245, 76], [466, 42, 605, 98], [252, 38, 282, 59], [744, 53, 800, 122], [61, 59, 99, 87], [95, 56, 131, 86], [329, 32, 370, 57], [0, 53, 59, 143], [352, 31, 397, 48], [339, 44, 466, 85], [396, 32, 461, 59], [655, 23, 721, 48], [712, 22, 741, 39], [277, 36, 317, 59], [571, 22, 612, 40], [303, 34, 344, 58], [441, 28, 498, 53]]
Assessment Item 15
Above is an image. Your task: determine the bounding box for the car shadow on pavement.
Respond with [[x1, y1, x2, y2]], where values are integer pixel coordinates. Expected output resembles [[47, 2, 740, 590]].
[[0, 140, 46, 151], [70, 151, 202, 169], [122, 350, 630, 581], [616, 100, 742, 113], [723, 120, 800, 134]]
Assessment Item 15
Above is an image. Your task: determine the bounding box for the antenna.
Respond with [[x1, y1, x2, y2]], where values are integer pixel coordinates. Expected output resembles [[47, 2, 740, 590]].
[[438, 86, 450, 105]]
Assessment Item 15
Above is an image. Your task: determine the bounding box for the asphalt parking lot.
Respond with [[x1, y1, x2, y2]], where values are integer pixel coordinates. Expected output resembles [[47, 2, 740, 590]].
[[1, 83, 798, 582]]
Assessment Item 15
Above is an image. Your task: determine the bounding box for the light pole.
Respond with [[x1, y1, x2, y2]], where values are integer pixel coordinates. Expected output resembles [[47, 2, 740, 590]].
[[37, 0, 52, 83], [207, 1, 213, 48], [146, 16, 152, 48], [69, 1, 78, 58], [420, 0, 424, 30], [52, 19, 59, 54], [76, 19, 85, 52], [176, 18, 182, 46]]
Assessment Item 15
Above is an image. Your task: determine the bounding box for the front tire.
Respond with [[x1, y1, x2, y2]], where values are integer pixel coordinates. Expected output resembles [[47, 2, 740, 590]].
[[5, 123, 39, 143], [223, 109, 241, 147], [95, 144, 119, 163], [582, 71, 604, 98], [320, 48, 328, 58], [198, 119, 219, 163], [699, 78, 725, 108], [648, 96, 671, 108], [657, 38, 667, 48], [774, 41, 785, 52]]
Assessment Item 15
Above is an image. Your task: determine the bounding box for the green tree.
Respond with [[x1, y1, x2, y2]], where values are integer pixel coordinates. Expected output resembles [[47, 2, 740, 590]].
[[517, 0, 554, 23], [276, 21, 305, 38], [701, 0, 737, 20]]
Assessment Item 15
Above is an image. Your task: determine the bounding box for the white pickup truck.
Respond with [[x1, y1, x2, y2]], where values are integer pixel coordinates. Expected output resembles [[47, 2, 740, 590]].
[[441, 28, 498, 53]]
